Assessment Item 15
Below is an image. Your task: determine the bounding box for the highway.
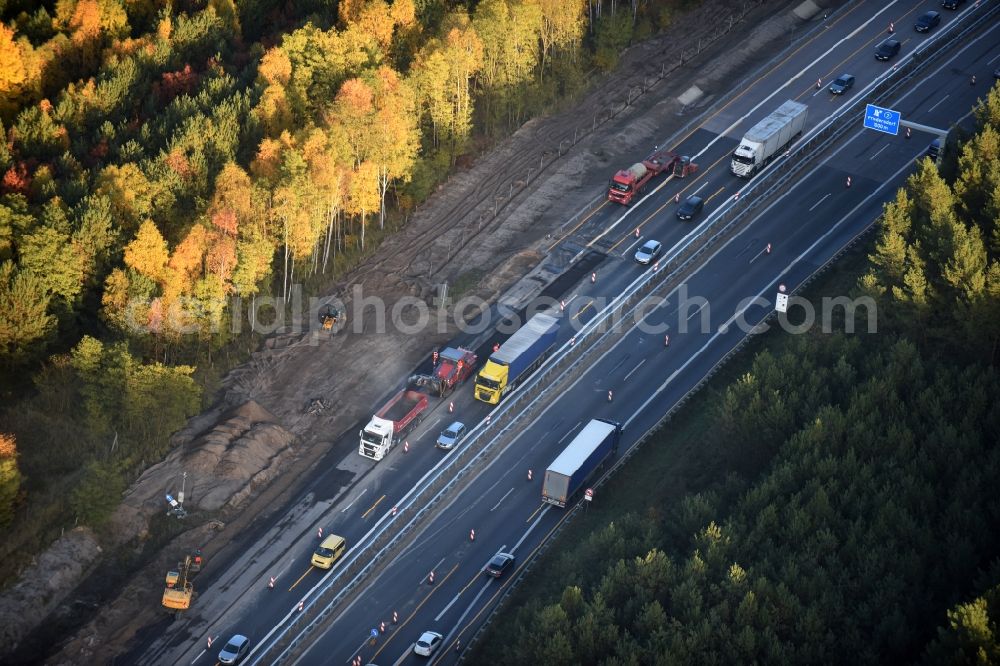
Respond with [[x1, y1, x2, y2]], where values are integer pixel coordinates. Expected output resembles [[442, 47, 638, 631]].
[[129, 2, 1000, 664]]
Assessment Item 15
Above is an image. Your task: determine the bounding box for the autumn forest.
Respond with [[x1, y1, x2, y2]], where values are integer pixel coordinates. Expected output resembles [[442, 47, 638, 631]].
[[0, 0, 680, 574]]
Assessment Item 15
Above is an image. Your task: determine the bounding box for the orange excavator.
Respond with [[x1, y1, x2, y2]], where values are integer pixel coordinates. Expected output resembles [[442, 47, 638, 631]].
[[162, 550, 203, 612]]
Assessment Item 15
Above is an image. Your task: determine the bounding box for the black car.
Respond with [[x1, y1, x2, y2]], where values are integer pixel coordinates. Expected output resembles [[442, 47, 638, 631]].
[[828, 74, 855, 94], [484, 552, 515, 578], [875, 38, 901, 61], [941, 0, 964, 9], [915, 11, 941, 32], [676, 195, 704, 221], [926, 138, 942, 160]]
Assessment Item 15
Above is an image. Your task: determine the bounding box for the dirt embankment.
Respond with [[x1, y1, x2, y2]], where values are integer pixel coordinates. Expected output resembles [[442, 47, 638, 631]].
[[0, 0, 841, 662]]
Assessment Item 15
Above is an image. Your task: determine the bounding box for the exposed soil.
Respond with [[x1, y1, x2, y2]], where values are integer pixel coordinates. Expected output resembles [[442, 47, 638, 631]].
[[0, 1, 845, 663]]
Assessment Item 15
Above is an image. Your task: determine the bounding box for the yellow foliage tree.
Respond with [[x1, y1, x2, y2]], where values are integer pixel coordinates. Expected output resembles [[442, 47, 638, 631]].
[[353, 0, 395, 51], [538, 0, 585, 70], [207, 0, 241, 35], [95, 163, 156, 233], [346, 161, 379, 249], [124, 220, 169, 282], [370, 66, 418, 228], [168, 225, 209, 291], [0, 23, 28, 111]]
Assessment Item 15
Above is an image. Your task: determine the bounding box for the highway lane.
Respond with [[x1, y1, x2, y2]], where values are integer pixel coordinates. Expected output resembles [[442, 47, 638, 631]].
[[133, 2, 997, 663], [579, 0, 971, 257], [291, 18, 1000, 666]]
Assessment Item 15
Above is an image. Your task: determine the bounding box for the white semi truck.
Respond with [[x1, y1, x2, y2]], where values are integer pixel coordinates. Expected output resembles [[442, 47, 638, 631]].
[[730, 100, 808, 178]]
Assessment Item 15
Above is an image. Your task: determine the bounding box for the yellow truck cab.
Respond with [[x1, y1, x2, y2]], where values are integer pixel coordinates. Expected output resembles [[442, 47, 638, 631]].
[[474, 360, 507, 404], [474, 313, 561, 405], [311, 534, 346, 569]]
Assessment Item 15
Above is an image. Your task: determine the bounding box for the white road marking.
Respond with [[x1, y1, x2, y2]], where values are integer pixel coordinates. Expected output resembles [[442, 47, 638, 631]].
[[490, 488, 514, 512], [341, 487, 368, 512], [622, 237, 644, 256], [512, 509, 546, 554], [927, 94, 949, 113], [558, 425, 579, 444], [869, 144, 889, 161], [686, 304, 707, 321], [419, 556, 446, 586], [623, 359, 647, 381], [808, 193, 831, 211]]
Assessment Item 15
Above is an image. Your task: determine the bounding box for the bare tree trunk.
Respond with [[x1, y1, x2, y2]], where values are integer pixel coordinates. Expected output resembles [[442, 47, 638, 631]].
[[282, 220, 289, 301], [322, 206, 334, 272], [378, 166, 389, 230]]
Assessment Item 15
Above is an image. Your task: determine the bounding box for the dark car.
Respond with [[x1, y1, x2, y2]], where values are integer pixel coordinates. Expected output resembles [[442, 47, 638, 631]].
[[828, 74, 855, 94], [915, 11, 941, 32], [485, 552, 515, 578], [926, 138, 942, 160], [875, 38, 901, 61], [676, 195, 704, 221], [941, 0, 964, 9]]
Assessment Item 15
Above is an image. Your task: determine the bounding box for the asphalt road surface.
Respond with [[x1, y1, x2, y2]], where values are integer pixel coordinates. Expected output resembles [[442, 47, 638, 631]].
[[131, 2, 999, 665]]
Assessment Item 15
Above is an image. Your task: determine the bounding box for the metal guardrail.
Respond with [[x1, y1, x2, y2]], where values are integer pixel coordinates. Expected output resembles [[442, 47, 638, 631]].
[[253, 3, 1000, 663]]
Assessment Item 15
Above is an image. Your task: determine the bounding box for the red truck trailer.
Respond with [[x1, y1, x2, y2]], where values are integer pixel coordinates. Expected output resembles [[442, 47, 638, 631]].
[[359, 389, 429, 461], [607, 148, 697, 205]]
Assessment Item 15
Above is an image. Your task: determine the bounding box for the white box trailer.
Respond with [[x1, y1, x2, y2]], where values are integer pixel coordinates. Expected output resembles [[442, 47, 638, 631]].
[[731, 100, 808, 178]]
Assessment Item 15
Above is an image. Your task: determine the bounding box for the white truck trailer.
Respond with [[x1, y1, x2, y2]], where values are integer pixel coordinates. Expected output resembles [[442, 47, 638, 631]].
[[730, 100, 808, 178]]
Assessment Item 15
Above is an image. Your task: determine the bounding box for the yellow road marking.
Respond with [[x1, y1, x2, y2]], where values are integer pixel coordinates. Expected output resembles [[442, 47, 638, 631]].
[[362, 494, 386, 520], [288, 565, 315, 591]]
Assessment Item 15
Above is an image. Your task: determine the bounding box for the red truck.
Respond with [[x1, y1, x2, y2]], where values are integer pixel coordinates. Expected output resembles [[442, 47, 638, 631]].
[[359, 389, 429, 461], [607, 149, 697, 205], [409, 347, 478, 397]]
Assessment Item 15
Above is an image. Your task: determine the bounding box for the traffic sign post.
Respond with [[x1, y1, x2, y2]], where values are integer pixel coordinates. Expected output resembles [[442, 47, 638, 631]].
[[864, 104, 901, 136], [776, 283, 789, 313]]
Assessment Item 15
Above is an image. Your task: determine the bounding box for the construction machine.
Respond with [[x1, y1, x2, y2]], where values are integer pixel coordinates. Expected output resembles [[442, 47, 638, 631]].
[[162, 555, 194, 611], [319, 304, 344, 332]]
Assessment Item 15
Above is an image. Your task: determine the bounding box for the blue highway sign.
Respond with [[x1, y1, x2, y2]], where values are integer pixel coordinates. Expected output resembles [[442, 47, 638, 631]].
[[864, 104, 901, 136]]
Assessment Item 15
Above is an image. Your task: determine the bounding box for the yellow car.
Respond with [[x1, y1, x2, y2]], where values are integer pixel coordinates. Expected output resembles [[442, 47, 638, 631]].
[[311, 534, 346, 569]]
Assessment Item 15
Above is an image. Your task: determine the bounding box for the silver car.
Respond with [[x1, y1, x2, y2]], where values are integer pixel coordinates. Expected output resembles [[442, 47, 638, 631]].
[[436, 421, 466, 450], [634, 239, 662, 265], [414, 631, 443, 656], [218, 634, 250, 664]]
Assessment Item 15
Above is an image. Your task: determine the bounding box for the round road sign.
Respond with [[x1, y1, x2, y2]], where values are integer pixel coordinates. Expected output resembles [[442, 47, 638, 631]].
[[584, 488, 594, 501], [778, 284, 786, 293]]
